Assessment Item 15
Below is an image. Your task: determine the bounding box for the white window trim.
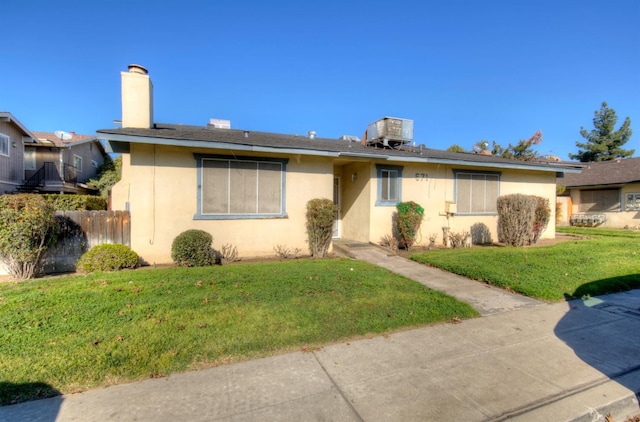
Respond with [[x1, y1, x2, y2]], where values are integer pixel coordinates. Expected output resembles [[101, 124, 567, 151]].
[[0, 133, 9, 157], [74, 155, 83, 172]]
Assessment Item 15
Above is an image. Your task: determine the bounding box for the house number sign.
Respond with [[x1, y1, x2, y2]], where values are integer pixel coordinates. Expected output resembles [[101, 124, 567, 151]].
[[415, 173, 428, 181]]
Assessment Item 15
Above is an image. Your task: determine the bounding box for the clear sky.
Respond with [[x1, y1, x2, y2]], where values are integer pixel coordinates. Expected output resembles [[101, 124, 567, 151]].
[[4, 0, 639, 160]]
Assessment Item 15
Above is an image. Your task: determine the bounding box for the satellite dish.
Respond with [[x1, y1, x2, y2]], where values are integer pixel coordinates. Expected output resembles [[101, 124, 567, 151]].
[[472, 145, 482, 153], [54, 130, 73, 140]]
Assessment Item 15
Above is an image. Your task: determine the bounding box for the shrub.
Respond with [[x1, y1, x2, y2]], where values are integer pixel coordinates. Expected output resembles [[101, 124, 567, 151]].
[[42, 194, 106, 211], [306, 198, 338, 258], [396, 201, 424, 250], [531, 197, 551, 244], [0, 194, 59, 279], [273, 245, 301, 259], [379, 234, 398, 250], [171, 229, 216, 267], [497, 194, 537, 246], [76, 244, 139, 273], [220, 243, 240, 264]]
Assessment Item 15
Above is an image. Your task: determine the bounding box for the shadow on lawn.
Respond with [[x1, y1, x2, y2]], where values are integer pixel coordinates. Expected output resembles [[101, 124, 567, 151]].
[[555, 276, 640, 410], [0, 382, 62, 421]]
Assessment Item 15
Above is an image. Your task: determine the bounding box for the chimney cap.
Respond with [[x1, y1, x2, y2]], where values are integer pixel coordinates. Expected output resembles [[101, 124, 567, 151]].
[[128, 64, 148, 75]]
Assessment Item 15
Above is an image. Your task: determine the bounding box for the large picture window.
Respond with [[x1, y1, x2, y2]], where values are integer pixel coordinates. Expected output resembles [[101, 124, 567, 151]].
[[376, 164, 403, 206], [455, 171, 500, 214], [195, 154, 287, 219], [579, 189, 620, 212], [0, 133, 9, 157]]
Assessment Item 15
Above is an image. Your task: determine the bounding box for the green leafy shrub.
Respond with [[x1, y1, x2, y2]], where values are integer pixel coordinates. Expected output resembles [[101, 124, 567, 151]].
[[531, 196, 551, 244], [497, 194, 537, 246], [396, 201, 424, 250], [76, 244, 139, 273], [0, 194, 59, 279], [171, 229, 217, 267], [306, 198, 338, 258], [42, 194, 106, 211]]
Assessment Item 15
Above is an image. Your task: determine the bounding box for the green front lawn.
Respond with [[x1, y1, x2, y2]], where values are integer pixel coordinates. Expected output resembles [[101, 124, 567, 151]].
[[411, 228, 640, 302], [0, 258, 477, 405]]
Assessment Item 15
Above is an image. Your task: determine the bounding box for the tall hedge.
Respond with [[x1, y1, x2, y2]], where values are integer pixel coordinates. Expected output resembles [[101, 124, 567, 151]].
[[42, 194, 106, 211], [306, 198, 338, 258], [396, 201, 424, 250], [0, 194, 59, 279], [497, 194, 537, 247]]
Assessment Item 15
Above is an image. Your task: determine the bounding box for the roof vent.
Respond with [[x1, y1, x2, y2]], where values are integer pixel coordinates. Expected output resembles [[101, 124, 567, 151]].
[[339, 135, 360, 143], [207, 119, 231, 129], [308, 130, 316, 139]]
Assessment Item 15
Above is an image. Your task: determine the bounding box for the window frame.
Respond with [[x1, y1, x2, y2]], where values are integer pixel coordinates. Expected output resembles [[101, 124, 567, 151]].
[[624, 192, 640, 211], [376, 164, 403, 206], [453, 170, 501, 215], [579, 189, 620, 212], [73, 155, 83, 172], [0, 133, 9, 157], [194, 154, 288, 220]]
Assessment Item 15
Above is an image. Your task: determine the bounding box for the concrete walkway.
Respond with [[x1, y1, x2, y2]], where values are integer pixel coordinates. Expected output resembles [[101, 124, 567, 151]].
[[2, 248, 639, 422], [342, 246, 542, 315]]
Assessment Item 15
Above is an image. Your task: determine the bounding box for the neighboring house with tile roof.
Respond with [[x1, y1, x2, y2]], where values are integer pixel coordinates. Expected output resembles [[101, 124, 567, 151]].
[[22, 131, 107, 194], [98, 65, 583, 264], [557, 157, 640, 228], [0, 112, 39, 193]]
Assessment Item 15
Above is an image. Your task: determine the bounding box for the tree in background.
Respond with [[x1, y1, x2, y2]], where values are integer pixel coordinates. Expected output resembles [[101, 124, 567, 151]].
[[491, 130, 543, 161], [446, 144, 466, 153], [88, 155, 122, 197], [569, 102, 633, 162]]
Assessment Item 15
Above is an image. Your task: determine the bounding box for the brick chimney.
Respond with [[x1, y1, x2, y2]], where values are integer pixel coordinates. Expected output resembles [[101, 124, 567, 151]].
[[121, 64, 153, 128]]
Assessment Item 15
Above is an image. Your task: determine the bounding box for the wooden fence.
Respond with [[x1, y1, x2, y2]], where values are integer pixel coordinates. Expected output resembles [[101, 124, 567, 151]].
[[43, 210, 131, 273]]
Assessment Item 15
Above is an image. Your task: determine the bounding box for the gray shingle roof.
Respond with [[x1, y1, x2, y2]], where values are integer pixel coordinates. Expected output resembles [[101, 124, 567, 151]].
[[559, 157, 640, 188], [98, 123, 581, 172]]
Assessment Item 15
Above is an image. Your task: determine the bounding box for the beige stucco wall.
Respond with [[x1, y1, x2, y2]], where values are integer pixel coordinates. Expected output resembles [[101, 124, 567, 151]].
[[111, 145, 334, 264], [568, 183, 640, 228], [364, 163, 558, 247]]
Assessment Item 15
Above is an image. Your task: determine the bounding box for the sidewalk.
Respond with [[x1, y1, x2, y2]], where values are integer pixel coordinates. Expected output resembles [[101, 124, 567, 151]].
[[1, 248, 639, 422]]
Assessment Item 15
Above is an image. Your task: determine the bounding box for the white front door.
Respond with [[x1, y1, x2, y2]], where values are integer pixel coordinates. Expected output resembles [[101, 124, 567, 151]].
[[332, 176, 341, 238]]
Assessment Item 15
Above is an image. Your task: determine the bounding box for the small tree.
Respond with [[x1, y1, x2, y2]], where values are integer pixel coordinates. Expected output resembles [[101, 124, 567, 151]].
[[446, 144, 466, 153], [87, 155, 122, 197], [306, 198, 337, 258], [396, 201, 424, 250], [492, 131, 543, 161], [0, 194, 59, 279], [569, 102, 634, 162]]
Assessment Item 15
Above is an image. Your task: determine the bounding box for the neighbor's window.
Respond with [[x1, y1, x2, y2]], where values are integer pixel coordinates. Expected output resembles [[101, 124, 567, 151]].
[[91, 160, 99, 169], [0, 133, 9, 157], [579, 189, 620, 212], [625, 193, 640, 211], [376, 164, 403, 205], [454, 171, 500, 214], [195, 154, 288, 219], [73, 155, 83, 171], [24, 147, 36, 170]]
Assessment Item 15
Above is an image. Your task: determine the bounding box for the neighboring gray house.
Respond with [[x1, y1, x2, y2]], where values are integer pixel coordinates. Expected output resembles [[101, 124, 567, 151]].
[[0, 112, 38, 193], [557, 157, 640, 228], [22, 131, 108, 194]]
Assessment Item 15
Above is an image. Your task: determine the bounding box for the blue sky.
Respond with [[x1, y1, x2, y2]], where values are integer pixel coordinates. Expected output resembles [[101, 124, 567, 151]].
[[4, 0, 639, 160]]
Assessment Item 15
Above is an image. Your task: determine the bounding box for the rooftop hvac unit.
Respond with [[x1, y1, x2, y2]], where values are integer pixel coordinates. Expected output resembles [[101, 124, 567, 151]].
[[365, 117, 413, 148]]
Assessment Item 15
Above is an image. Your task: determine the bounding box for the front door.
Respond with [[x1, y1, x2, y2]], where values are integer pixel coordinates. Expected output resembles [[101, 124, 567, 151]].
[[332, 176, 341, 238]]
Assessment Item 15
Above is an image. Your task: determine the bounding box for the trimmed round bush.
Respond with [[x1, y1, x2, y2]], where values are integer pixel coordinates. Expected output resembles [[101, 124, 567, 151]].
[[76, 244, 139, 273], [171, 229, 216, 267]]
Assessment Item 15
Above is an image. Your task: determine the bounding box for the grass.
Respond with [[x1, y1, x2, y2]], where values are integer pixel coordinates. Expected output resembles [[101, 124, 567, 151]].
[[411, 227, 640, 302], [0, 258, 477, 405]]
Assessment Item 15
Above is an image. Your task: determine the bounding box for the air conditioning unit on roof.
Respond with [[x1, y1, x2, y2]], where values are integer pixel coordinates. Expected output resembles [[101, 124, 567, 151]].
[[365, 117, 413, 148]]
